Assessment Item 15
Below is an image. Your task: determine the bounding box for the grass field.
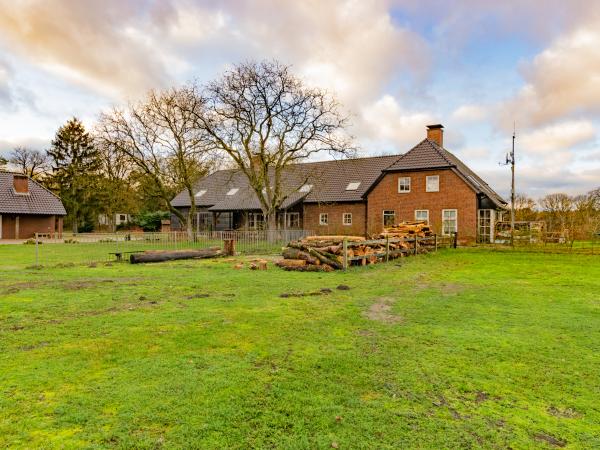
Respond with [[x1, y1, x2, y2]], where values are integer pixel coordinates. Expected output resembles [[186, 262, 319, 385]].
[[1, 246, 599, 448]]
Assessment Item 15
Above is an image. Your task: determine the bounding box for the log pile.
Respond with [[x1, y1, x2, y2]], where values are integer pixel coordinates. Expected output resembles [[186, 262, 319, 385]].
[[377, 221, 433, 239], [276, 223, 439, 272]]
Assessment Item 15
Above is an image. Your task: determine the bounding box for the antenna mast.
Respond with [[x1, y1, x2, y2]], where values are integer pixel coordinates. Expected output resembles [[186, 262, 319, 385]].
[[510, 126, 516, 246]]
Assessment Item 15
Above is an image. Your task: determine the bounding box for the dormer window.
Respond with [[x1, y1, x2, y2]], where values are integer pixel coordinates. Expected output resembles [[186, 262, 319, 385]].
[[226, 188, 239, 196], [345, 182, 361, 191], [299, 184, 313, 193], [195, 190, 207, 197]]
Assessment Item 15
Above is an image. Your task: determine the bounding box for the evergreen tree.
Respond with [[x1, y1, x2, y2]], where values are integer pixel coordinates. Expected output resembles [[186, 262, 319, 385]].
[[47, 118, 101, 233]]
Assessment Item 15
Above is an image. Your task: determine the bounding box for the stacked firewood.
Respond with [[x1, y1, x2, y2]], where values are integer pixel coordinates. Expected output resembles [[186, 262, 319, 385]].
[[276, 222, 439, 272], [376, 221, 433, 238]]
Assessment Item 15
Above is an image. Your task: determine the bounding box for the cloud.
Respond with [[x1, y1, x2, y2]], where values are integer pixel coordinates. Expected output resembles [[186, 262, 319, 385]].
[[519, 120, 596, 153], [499, 22, 600, 128], [0, 0, 170, 98], [359, 95, 434, 149], [451, 104, 487, 122], [0, 59, 14, 107]]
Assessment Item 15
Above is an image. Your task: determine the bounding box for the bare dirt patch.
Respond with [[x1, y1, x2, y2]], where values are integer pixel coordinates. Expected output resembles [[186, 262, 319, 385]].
[[547, 406, 581, 419], [533, 432, 566, 447], [60, 278, 140, 291], [364, 297, 402, 324]]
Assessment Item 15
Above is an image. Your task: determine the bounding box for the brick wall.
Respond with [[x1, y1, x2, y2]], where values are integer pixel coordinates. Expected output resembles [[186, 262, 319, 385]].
[[1, 214, 59, 239], [303, 202, 367, 236], [366, 169, 478, 242]]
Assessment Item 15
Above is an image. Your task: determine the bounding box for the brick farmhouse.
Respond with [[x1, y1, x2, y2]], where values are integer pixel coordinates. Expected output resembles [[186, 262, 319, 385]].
[[0, 172, 66, 239], [171, 125, 507, 243]]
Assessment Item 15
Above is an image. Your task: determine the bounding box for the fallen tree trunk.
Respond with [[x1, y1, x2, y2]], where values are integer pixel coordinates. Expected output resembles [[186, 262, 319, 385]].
[[130, 247, 221, 264], [275, 259, 307, 268]]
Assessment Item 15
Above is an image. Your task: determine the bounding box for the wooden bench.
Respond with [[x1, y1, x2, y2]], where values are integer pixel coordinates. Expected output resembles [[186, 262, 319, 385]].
[[108, 251, 144, 261]]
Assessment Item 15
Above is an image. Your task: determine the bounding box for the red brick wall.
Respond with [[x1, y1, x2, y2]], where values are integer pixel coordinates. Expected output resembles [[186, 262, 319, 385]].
[[366, 169, 478, 242], [303, 202, 366, 236], [1, 214, 59, 239]]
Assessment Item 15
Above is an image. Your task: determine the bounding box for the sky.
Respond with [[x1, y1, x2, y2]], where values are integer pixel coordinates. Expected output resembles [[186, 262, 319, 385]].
[[1, 0, 599, 200]]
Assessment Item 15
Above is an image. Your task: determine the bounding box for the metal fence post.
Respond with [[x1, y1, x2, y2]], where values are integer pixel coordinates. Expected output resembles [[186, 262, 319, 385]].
[[35, 232, 39, 266], [343, 238, 348, 271]]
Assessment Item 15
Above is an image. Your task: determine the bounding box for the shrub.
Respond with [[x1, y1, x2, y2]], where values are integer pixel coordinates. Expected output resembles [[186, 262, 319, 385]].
[[132, 211, 170, 232]]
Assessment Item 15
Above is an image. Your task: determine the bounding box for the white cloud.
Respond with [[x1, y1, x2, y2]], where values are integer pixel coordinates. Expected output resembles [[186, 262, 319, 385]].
[[519, 120, 595, 153], [359, 95, 433, 148], [499, 23, 600, 128], [451, 104, 487, 122]]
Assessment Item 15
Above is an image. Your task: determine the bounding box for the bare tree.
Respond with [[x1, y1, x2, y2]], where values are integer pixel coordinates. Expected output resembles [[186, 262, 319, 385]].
[[539, 193, 574, 234], [513, 193, 538, 222], [9, 146, 49, 180], [96, 87, 213, 239], [188, 61, 353, 230]]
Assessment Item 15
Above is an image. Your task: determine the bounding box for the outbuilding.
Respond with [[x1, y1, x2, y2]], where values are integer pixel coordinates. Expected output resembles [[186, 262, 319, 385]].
[[0, 172, 66, 239]]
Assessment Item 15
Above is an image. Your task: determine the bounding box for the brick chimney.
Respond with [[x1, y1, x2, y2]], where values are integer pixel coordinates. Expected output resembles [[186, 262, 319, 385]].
[[13, 174, 29, 194], [426, 124, 444, 148]]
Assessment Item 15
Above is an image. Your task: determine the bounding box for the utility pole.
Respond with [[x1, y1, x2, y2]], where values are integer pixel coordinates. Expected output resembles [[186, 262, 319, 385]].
[[509, 128, 516, 246], [500, 126, 516, 246]]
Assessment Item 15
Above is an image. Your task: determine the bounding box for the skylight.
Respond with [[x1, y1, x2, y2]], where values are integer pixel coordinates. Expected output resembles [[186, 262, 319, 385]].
[[299, 184, 313, 193], [195, 190, 207, 197], [226, 188, 239, 196], [345, 182, 361, 191]]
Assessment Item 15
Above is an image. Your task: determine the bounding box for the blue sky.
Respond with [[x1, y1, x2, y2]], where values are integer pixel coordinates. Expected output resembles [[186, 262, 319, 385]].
[[1, 0, 599, 199]]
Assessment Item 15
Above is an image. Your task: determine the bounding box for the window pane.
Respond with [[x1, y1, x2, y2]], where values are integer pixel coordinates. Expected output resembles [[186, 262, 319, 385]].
[[426, 176, 439, 192], [383, 210, 395, 226]]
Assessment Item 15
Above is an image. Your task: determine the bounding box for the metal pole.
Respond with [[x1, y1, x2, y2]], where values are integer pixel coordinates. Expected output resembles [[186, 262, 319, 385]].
[[35, 232, 39, 266], [510, 129, 516, 247]]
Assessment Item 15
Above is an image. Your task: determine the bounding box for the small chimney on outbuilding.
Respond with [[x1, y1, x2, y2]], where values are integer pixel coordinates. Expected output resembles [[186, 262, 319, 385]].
[[426, 124, 444, 148], [13, 174, 29, 194]]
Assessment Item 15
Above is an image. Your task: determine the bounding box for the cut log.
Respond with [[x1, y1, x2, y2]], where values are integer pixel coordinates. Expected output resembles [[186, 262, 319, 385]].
[[308, 248, 343, 270], [130, 247, 221, 264], [275, 259, 307, 268], [280, 264, 334, 272]]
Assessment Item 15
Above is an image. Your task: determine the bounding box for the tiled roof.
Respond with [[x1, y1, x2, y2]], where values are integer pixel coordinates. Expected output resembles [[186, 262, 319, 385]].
[[170, 140, 506, 211], [171, 154, 401, 210], [384, 139, 507, 208], [0, 172, 67, 215]]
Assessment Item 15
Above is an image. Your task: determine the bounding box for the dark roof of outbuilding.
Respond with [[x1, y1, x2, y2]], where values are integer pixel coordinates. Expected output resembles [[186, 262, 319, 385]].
[[171, 154, 401, 210], [383, 139, 507, 208], [0, 172, 67, 215]]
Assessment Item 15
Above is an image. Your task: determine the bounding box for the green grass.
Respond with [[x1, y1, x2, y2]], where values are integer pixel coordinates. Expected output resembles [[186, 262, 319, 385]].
[[1, 246, 599, 448]]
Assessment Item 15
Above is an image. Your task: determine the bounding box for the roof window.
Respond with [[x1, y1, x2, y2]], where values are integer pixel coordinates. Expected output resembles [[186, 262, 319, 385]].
[[195, 190, 207, 197], [299, 184, 313, 193], [345, 182, 361, 191], [226, 188, 239, 196]]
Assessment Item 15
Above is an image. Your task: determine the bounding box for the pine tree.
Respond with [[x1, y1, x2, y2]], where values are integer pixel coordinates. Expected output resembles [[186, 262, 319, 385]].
[[47, 118, 101, 233]]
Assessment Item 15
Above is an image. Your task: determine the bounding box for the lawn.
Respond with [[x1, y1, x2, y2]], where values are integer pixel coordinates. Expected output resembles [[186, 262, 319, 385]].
[[0, 247, 599, 448]]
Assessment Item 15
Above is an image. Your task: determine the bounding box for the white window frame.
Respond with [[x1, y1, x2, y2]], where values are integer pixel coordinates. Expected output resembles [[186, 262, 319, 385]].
[[426, 175, 439, 192], [319, 213, 328, 226], [383, 210, 395, 227], [248, 212, 265, 230], [343, 213, 352, 226], [398, 177, 411, 193], [415, 210, 429, 224], [286, 212, 300, 228], [442, 209, 458, 235]]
